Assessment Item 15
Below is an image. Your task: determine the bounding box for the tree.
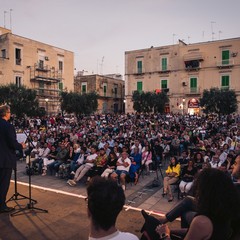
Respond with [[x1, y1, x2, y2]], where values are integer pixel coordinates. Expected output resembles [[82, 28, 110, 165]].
[[200, 88, 237, 115], [152, 91, 169, 113], [60, 91, 98, 117], [132, 91, 169, 113], [0, 84, 44, 118]]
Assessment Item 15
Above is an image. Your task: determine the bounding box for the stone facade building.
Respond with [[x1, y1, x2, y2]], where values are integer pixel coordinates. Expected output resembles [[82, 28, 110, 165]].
[[0, 27, 74, 115], [74, 73, 125, 113], [125, 38, 240, 114]]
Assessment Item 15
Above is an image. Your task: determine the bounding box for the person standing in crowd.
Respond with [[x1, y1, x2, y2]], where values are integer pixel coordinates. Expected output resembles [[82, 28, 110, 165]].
[[0, 105, 26, 213], [87, 176, 138, 240]]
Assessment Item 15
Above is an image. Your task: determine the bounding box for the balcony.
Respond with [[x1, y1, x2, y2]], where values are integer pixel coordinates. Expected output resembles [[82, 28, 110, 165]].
[[216, 59, 234, 68], [30, 63, 62, 83], [159, 66, 171, 74], [185, 87, 201, 96], [133, 68, 145, 75], [185, 60, 201, 71], [16, 58, 21, 65], [35, 88, 60, 98], [221, 86, 230, 90], [36, 63, 50, 72]]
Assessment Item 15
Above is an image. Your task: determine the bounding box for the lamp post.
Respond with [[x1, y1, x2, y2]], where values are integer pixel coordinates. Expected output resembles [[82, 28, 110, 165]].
[[45, 98, 49, 115], [182, 98, 186, 115], [123, 99, 126, 114]]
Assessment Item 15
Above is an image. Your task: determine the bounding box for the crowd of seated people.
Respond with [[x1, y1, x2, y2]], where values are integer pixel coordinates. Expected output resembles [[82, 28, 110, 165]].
[[12, 113, 240, 196]]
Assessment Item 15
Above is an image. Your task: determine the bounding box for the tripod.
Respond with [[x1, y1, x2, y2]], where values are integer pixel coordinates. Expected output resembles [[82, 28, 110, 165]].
[[148, 154, 164, 188], [11, 131, 48, 216], [7, 165, 33, 204]]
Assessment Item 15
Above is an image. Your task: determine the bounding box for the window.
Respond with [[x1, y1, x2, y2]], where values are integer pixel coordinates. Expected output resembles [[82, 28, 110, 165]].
[[104, 85, 107, 96], [82, 84, 86, 93], [39, 81, 44, 94], [190, 77, 197, 93], [59, 61, 63, 71], [59, 82, 63, 91], [1, 49, 6, 58], [222, 50, 230, 65], [221, 75, 229, 89], [137, 60, 142, 74], [39, 60, 44, 69], [161, 58, 167, 71], [161, 80, 168, 89], [15, 48, 21, 65], [137, 81, 143, 92], [15, 76, 21, 87], [185, 60, 200, 69]]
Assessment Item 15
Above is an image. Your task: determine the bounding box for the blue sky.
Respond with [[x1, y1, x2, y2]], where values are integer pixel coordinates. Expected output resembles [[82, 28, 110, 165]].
[[1, 0, 240, 77]]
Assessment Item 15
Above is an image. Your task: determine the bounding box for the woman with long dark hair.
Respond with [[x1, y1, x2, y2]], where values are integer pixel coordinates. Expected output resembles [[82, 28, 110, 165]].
[[156, 168, 240, 240]]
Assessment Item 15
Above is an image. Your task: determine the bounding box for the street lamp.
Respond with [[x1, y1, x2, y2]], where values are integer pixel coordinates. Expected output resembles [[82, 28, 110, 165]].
[[45, 98, 49, 115], [123, 99, 126, 114], [182, 98, 186, 115]]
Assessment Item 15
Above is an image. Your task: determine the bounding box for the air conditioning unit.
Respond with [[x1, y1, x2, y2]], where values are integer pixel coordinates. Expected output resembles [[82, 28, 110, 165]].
[[182, 82, 187, 87], [45, 56, 49, 61]]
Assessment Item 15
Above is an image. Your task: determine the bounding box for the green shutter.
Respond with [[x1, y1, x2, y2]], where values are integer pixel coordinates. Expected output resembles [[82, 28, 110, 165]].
[[59, 82, 63, 91], [82, 85, 86, 93], [190, 78, 197, 93], [161, 80, 167, 89], [137, 61, 142, 73], [137, 82, 142, 92], [162, 58, 167, 71], [221, 76, 229, 89], [222, 50, 229, 65], [104, 85, 107, 96]]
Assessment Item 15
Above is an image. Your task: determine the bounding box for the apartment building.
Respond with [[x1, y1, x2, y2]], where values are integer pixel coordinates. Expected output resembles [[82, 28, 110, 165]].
[[0, 27, 74, 115], [74, 73, 125, 113], [125, 38, 240, 114]]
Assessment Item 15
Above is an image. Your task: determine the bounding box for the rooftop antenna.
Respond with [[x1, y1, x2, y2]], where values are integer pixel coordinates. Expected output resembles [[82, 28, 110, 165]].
[[173, 33, 176, 44], [10, 9, 13, 31], [4, 10, 7, 28], [218, 30, 222, 40], [97, 59, 99, 74], [100, 56, 104, 75], [211, 21, 216, 41]]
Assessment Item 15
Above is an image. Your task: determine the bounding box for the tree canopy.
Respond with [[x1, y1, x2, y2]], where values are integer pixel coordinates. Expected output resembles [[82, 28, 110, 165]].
[[132, 91, 169, 113], [200, 88, 237, 115], [0, 84, 44, 118], [60, 91, 98, 117]]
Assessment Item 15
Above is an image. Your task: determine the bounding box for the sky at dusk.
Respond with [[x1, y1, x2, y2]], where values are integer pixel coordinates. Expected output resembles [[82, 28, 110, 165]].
[[1, 0, 240, 77]]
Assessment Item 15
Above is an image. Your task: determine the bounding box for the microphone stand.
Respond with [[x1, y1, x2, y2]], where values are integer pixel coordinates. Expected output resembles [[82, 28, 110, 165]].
[[11, 130, 48, 216], [147, 149, 164, 188], [7, 154, 30, 204]]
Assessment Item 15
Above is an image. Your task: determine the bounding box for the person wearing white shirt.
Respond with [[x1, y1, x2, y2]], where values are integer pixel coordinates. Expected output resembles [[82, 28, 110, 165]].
[[67, 146, 98, 186], [111, 152, 131, 191]]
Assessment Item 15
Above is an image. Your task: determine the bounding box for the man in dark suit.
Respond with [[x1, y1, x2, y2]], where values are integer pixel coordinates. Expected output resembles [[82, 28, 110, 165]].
[[0, 104, 25, 213]]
